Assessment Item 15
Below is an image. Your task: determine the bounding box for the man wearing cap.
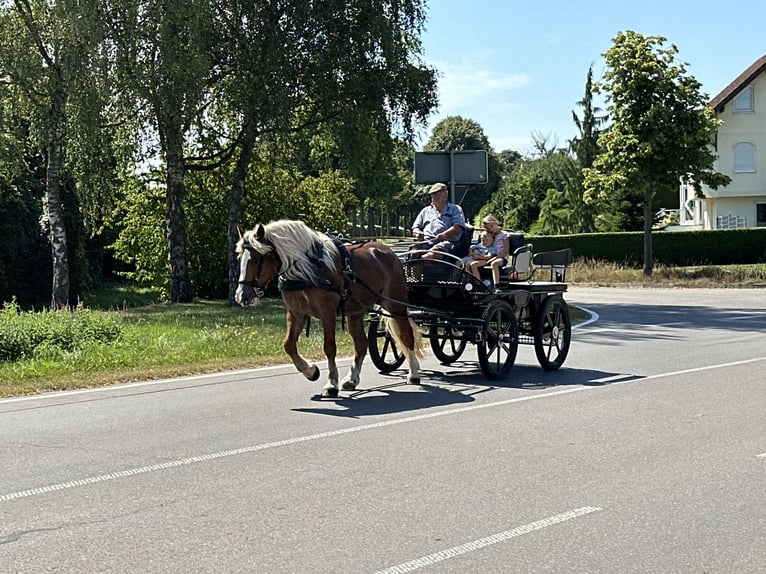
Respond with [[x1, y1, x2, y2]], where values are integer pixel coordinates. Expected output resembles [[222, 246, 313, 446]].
[[411, 182, 467, 259]]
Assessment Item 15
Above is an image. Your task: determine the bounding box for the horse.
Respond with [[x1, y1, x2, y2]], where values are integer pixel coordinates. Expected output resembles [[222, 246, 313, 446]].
[[235, 220, 424, 397]]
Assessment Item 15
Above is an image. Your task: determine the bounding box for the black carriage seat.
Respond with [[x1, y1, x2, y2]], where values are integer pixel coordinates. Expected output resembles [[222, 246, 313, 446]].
[[532, 248, 573, 282]]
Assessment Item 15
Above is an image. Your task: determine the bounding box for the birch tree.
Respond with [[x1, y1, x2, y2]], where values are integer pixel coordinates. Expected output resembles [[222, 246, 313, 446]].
[[0, 0, 105, 307], [106, 0, 216, 302]]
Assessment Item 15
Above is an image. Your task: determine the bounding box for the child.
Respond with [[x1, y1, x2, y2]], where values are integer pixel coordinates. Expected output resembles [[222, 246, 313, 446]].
[[467, 215, 510, 290], [469, 230, 497, 259]]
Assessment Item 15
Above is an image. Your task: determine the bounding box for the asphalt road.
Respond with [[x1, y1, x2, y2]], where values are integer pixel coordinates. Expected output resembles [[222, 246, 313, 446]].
[[1, 287, 765, 573]]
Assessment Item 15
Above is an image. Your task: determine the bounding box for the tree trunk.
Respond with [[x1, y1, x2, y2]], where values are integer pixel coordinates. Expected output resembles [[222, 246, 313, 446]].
[[165, 139, 193, 303], [643, 187, 654, 276], [46, 81, 70, 309], [227, 123, 255, 305]]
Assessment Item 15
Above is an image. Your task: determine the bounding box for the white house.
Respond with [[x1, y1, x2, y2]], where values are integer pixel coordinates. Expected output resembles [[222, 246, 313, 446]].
[[680, 54, 766, 229]]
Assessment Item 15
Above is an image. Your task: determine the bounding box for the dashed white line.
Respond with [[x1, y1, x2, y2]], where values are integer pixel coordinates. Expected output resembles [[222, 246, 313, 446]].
[[373, 506, 602, 574], [2, 356, 765, 503]]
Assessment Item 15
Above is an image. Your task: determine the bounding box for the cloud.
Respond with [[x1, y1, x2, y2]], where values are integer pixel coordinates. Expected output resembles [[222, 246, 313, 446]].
[[431, 60, 532, 113]]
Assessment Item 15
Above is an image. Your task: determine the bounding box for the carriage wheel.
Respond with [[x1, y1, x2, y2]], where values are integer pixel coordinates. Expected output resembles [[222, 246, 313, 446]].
[[477, 300, 518, 380], [533, 296, 571, 371], [429, 323, 468, 364], [367, 315, 406, 373]]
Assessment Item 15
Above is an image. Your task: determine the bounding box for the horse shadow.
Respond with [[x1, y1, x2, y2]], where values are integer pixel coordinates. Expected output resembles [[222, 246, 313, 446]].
[[292, 364, 632, 419], [292, 380, 476, 419]]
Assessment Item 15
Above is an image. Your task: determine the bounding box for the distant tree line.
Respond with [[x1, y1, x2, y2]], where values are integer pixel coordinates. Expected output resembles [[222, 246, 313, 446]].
[[0, 14, 727, 310]]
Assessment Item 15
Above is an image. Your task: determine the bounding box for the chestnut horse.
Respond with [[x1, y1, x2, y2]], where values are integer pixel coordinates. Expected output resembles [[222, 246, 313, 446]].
[[235, 220, 423, 397]]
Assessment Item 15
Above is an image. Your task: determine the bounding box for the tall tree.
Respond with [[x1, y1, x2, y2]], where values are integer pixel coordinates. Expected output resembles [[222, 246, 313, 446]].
[[0, 0, 105, 307], [107, 0, 216, 302], [212, 0, 437, 303], [585, 31, 729, 275], [565, 65, 606, 233]]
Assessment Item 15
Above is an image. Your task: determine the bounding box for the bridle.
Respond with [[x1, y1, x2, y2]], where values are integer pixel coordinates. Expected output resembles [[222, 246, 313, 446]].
[[238, 241, 281, 298]]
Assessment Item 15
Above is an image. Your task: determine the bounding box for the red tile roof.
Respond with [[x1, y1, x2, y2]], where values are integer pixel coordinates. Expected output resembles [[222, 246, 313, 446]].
[[709, 54, 766, 111]]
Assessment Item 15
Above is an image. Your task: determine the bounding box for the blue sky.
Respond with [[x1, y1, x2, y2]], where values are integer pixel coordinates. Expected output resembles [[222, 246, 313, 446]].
[[418, 0, 766, 155]]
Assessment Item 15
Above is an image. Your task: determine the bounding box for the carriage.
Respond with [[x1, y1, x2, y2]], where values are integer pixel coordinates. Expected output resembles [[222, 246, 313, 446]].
[[236, 220, 572, 397], [367, 234, 573, 380]]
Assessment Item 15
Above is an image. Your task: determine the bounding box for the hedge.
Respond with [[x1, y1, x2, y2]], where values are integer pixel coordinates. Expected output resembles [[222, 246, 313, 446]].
[[527, 228, 766, 266]]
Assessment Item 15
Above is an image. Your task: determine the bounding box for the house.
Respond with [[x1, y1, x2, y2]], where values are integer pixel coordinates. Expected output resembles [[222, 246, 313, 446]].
[[679, 54, 766, 230]]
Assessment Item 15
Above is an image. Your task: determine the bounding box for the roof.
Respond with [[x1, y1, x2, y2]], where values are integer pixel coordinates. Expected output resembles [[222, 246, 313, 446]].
[[709, 54, 766, 111]]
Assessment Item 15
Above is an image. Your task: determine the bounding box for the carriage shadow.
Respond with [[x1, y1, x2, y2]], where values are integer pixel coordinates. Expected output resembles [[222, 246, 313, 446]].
[[429, 361, 637, 389], [292, 364, 630, 419]]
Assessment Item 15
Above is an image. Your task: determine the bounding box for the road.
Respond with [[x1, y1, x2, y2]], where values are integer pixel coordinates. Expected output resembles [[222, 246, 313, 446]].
[[1, 287, 765, 573]]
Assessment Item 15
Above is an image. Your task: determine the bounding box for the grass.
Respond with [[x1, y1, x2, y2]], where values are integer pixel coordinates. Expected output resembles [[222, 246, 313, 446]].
[[1, 262, 764, 397], [568, 261, 766, 287], [0, 296, 355, 397]]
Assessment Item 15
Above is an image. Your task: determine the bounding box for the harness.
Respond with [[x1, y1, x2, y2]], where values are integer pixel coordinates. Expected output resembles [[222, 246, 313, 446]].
[[242, 233, 369, 330]]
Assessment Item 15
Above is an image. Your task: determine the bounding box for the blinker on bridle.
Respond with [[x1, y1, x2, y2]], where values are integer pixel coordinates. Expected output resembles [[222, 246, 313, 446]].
[[238, 241, 279, 298]]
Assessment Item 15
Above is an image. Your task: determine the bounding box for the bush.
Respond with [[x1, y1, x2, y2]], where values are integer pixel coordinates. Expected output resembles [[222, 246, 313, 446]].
[[0, 300, 124, 362], [529, 228, 766, 266]]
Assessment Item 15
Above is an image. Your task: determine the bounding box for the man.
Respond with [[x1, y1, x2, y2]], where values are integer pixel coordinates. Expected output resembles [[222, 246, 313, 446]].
[[411, 182, 468, 259]]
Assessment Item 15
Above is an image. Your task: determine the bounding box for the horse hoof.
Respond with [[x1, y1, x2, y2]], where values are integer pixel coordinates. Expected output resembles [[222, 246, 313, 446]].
[[307, 365, 320, 381], [409, 377, 421, 386], [341, 381, 357, 391], [322, 387, 339, 398]]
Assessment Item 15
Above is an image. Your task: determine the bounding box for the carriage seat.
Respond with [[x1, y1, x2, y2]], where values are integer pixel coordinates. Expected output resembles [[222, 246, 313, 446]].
[[532, 248, 573, 282]]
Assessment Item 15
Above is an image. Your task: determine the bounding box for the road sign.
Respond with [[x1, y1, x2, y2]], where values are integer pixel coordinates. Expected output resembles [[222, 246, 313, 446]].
[[414, 150, 488, 185]]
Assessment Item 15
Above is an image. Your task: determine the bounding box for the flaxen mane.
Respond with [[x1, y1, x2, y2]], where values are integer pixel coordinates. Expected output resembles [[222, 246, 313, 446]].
[[238, 220, 340, 285]]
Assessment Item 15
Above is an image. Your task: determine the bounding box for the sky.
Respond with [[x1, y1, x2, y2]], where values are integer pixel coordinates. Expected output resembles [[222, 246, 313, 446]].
[[418, 0, 766, 155]]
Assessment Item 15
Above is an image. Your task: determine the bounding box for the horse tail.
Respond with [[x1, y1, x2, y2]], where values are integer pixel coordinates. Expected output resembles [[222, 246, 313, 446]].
[[384, 315, 425, 360]]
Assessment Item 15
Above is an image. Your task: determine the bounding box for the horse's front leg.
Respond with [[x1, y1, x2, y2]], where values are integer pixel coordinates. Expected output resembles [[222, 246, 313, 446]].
[[320, 312, 340, 397], [340, 315, 367, 391], [284, 310, 320, 382]]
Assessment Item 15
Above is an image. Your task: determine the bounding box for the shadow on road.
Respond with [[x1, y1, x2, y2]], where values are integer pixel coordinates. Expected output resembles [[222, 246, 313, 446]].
[[291, 364, 634, 419]]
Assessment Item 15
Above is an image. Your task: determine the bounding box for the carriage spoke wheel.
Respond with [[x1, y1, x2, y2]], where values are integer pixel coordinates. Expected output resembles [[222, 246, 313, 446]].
[[533, 296, 571, 371], [477, 300, 518, 380], [367, 314, 406, 373], [429, 323, 467, 364]]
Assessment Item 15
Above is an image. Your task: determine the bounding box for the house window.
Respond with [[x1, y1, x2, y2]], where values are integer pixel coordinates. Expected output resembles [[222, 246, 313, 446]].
[[734, 86, 754, 112], [733, 142, 756, 172], [757, 203, 766, 227]]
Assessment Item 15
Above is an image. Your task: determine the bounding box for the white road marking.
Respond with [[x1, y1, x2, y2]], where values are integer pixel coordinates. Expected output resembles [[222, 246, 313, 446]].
[[757, 453, 766, 459], [573, 306, 599, 328], [372, 506, 602, 574], [0, 364, 296, 404], [2, 356, 765, 503]]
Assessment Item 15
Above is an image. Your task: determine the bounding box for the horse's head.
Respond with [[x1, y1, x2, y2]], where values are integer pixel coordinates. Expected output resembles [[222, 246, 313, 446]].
[[235, 224, 282, 306]]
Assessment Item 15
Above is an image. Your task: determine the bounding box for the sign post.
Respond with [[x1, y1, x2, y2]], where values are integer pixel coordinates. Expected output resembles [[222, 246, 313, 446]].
[[414, 150, 488, 203]]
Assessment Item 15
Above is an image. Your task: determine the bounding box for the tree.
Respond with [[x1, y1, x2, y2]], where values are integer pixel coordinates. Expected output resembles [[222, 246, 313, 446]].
[[585, 31, 729, 275], [0, 0, 106, 307], [107, 0, 217, 303], [424, 116, 500, 221], [213, 0, 437, 303], [566, 65, 605, 233]]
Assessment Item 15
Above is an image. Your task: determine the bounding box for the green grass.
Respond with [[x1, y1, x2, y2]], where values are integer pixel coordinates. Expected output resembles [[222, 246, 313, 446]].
[[1, 262, 763, 398], [0, 298, 355, 397]]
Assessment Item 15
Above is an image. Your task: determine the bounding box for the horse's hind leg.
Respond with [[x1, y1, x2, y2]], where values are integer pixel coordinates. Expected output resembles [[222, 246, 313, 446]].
[[284, 310, 320, 382], [386, 315, 422, 385], [320, 313, 340, 397], [341, 315, 367, 391]]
